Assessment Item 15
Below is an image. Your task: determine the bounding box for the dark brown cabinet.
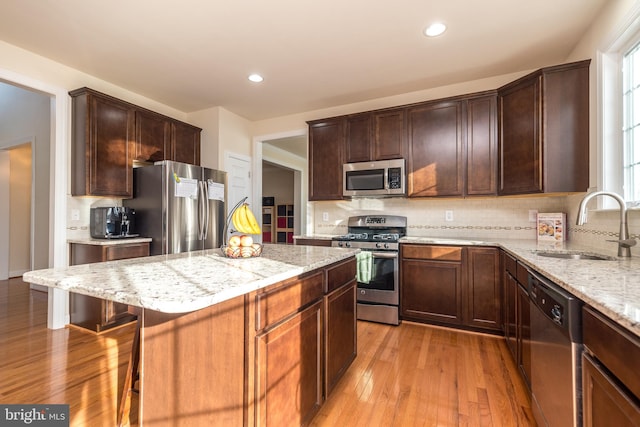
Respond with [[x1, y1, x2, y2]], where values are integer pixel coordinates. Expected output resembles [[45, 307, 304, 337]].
[[502, 250, 531, 387], [373, 108, 406, 160], [466, 94, 498, 195], [465, 247, 501, 331], [170, 120, 201, 165], [135, 109, 170, 163], [308, 118, 345, 200], [69, 242, 149, 332], [401, 244, 502, 333], [401, 245, 464, 325], [70, 88, 135, 198], [498, 60, 590, 195], [408, 100, 464, 197], [582, 306, 640, 427], [345, 113, 372, 163]]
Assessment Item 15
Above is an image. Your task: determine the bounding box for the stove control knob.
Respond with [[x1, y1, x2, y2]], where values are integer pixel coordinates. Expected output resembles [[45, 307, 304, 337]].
[[337, 242, 343, 248], [376, 242, 382, 249], [384, 243, 390, 249], [345, 242, 351, 248]]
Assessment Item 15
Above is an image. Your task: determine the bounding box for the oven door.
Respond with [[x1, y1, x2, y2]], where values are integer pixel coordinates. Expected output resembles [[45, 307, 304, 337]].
[[357, 250, 398, 305]]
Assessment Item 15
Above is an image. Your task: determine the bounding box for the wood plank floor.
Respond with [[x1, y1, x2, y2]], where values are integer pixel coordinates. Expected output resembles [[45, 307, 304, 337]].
[[1, 278, 534, 426]]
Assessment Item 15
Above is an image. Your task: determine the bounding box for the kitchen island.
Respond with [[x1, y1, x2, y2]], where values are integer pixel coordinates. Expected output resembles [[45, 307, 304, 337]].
[[23, 244, 359, 427]]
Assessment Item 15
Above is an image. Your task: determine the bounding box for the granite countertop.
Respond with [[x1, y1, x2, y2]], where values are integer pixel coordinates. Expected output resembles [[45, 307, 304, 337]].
[[23, 244, 359, 314], [67, 237, 153, 245], [402, 236, 640, 337]]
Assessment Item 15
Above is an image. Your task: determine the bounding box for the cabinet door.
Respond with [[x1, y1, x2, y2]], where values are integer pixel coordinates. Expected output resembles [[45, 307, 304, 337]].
[[345, 113, 372, 163], [465, 247, 501, 331], [517, 282, 531, 388], [170, 121, 201, 165], [324, 280, 356, 396], [308, 118, 345, 200], [466, 95, 497, 195], [373, 108, 405, 160], [504, 271, 518, 360], [72, 91, 135, 197], [135, 110, 170, 163], [401, 259, 462, 325], [255, 301, 323, 427], [408, 100, 464, 197], [498, 75, 542, 195], [583, 354, 640, 427]]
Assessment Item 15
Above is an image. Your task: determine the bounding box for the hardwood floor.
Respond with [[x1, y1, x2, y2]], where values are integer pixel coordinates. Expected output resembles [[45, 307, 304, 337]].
[[1, 278, 534, 426]]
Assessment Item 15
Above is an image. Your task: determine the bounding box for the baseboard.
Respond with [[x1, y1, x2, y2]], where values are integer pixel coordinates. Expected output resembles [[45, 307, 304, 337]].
[[10, 269, 28, 278]]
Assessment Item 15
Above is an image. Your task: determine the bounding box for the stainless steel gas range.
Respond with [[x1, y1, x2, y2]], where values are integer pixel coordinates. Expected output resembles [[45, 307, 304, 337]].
[[331, 215, 406, 325]]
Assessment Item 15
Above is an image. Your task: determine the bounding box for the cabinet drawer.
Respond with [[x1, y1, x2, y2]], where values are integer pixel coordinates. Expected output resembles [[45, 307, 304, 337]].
[[583, 306, 640, 399], [515, 262, 529, 286], [256, 271, 324, 331], [326, 258, 356, 293], [105, 243, 150, 261], [402, 244, 462, 261], [504, 252, 517, 277]]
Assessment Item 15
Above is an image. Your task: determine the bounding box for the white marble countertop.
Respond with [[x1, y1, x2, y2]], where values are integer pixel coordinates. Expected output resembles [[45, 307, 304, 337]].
[[23, 244, 359, 314], [67, 237, 152, 245]]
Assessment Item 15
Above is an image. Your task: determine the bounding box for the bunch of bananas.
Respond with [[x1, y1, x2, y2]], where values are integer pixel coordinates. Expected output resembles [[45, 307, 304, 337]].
[[231, 203, 261, 234]]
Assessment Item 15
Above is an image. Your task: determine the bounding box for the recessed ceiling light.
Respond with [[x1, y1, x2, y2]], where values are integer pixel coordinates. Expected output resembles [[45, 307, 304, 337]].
[[424, 22, 446, 37], [248, 74, 264, 83]]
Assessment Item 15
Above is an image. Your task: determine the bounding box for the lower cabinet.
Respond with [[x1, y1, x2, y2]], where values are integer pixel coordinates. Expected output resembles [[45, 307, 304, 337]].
[[400, 244, 501, 332], [247, 257, 357, 426], [69, 242, 149, 332], [582, 306, 640, 427]]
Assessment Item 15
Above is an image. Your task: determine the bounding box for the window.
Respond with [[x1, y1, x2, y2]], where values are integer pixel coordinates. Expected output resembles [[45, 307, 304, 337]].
[[623, 42, 640, 203]]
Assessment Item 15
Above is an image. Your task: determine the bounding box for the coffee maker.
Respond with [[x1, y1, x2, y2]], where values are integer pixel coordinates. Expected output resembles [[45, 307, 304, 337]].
[[90, 207, 138, 239]]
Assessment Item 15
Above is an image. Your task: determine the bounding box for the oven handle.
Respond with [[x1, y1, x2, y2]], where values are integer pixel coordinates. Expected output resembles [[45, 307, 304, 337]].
[[370, 252, 398, 259]]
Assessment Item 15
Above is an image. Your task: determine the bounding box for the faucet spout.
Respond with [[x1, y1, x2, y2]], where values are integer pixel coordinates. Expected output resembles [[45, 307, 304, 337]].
[[576, 191, 634, 257]]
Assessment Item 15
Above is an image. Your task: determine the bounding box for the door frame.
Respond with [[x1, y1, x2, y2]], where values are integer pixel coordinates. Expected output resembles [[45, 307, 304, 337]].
[[0, 68, 70, 329]]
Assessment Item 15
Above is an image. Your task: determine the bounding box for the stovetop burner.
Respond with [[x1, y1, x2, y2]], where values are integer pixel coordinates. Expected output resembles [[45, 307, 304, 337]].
[[332, 215, 407, 245]]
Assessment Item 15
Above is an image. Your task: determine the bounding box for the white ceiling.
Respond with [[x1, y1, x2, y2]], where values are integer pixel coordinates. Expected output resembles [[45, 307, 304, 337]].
[[0, 0, 608, 121]]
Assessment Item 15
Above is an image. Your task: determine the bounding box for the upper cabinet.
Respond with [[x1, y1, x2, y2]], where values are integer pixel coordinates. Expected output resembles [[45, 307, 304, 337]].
[[466, 94, 498, 196], [308, 117, 345, 201], [71, 87, 201, 198], [498, 60, 590, 195], [70, 88, 135, 198], [345, 108, 406, 163]]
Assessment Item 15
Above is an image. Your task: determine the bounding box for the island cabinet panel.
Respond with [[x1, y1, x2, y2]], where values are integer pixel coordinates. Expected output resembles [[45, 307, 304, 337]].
[[140, 295, 246, 426], [498, 60, 590, 195], [70, 87, 135, 198], [324, 258, 357, 396], [294, 238, 332, 247], [582, 306, 640, 427], [308, 118, 345, 200], [255, 300, 324, 427], [407, 100, 464, 197]]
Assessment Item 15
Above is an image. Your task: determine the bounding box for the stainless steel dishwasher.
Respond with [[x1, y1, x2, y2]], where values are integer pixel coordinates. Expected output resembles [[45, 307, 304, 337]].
[[528, 269, 584, 427]]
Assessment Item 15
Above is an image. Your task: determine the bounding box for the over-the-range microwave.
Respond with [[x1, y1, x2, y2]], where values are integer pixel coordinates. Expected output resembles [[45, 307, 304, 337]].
[[343, 159, 406, 197]]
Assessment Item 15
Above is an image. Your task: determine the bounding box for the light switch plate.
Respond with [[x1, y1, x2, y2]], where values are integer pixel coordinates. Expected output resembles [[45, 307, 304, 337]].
[[322, 212, 329, 221], [71, 209, 80, 221], [445, 210, 454, 222]]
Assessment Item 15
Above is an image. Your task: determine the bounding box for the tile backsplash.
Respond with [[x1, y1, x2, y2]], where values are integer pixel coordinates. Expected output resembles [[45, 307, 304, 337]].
[[66, 196, 121, 240], [309, 194, 640, 256]]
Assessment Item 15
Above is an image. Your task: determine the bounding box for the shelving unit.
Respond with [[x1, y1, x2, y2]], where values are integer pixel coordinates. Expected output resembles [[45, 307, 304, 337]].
[[276, 204, 294, 244], [262, 206, 274, 243]]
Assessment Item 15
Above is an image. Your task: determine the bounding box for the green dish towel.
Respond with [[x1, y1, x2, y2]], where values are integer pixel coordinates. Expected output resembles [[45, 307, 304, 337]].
[[356, 251, 373, 284]]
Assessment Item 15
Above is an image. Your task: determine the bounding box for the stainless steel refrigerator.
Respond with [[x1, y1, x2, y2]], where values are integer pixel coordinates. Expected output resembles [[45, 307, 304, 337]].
[[124, 160, 226, 256]]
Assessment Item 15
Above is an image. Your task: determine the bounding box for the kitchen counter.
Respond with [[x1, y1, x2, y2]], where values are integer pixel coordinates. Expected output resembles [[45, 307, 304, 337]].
[[67, 237, 152, 245], [23, 244, 359, 314], [402, 237, 640, 336]]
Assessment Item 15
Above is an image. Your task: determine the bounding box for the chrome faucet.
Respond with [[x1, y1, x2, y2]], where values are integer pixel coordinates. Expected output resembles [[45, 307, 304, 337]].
[[576, 191, 636, 257]]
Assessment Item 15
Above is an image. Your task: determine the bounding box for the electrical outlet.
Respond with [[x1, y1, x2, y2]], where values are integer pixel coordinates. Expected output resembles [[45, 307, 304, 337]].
[[529, 210, 538, 222], [322, 212, 329, 221], [71, 209, 80, 221], [445, 210, 454, 222]]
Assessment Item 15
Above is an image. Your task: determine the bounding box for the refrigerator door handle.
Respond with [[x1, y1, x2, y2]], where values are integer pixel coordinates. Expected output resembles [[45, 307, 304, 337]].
[[203, 181, 210, 240], [197, 181, 204, 241]]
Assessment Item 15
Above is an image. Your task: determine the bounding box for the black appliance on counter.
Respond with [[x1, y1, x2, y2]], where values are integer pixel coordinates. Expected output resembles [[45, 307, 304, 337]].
[[89, 206, 138, 239], [331, 215, 406, 325]]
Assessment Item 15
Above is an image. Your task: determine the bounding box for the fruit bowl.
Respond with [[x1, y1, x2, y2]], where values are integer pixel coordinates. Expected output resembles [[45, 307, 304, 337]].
[[221, 243, 263, 258]]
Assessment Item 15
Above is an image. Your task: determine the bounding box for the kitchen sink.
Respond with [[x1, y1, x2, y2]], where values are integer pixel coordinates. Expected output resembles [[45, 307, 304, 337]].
[[533, 251, 617, 261]]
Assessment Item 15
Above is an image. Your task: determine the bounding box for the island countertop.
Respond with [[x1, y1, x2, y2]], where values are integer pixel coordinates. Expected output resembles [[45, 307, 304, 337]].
[[23, 244, 359, 314]]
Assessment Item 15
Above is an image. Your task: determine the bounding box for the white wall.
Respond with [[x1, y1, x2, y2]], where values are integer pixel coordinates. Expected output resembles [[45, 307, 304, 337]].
[[263, 164, 294, 205], [0, 83, 49, 270], [9, 144, 31, 276], [0, 151, 8, 279]]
